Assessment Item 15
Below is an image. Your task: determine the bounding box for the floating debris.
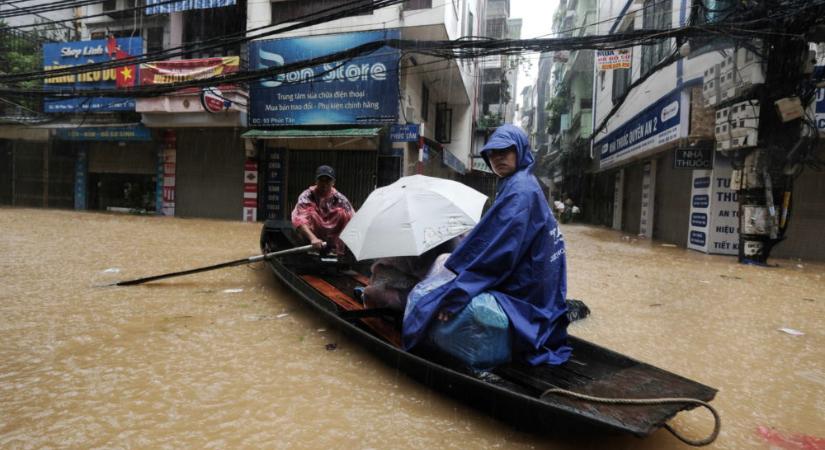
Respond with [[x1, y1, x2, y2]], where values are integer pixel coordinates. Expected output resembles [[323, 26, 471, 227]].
[[661, 243, 677, 247], [778, 327, 804, 336], [325, 343, 337, 351], [222, 288, 244, 294], [276, 313, 289, 318], [101, 268, 121, 274]]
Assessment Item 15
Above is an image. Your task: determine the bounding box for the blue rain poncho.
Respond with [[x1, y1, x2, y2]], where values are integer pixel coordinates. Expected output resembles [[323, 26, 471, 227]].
[[402, 125, 571, 365]]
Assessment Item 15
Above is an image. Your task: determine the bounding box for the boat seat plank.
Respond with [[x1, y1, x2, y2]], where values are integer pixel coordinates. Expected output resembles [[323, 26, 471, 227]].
[[301, 275, 402, 348]]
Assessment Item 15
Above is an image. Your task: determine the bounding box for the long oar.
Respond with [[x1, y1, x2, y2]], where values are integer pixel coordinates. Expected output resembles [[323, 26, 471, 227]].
[[107, 244, 314, 287]]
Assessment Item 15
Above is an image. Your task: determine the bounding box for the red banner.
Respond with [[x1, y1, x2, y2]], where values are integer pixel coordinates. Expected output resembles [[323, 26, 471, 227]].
[[139, 56, 239, 92]]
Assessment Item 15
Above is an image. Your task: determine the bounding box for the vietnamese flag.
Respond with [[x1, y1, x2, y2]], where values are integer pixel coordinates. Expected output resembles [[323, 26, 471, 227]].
[[108, 35, 137, 88], [116, 63, 137, 88]]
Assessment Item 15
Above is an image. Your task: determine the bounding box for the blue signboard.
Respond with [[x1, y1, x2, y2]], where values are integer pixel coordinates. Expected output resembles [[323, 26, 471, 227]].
[[692, 194, 709, 208], [74, 147, 87, 210], [595, 88, 682, 168], [55, 125, 152, 141], [43, 37, 142, 112], [689, 230, 706, 247], [390, 124, 420, 142], [146, 0, 235, 14], [691, 212, 708, 227], [249, 30, 400, 126], [693, 176, 710, 189]]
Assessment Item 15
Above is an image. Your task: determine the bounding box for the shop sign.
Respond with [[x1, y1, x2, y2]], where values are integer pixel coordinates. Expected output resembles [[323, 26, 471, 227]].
[[687, 154, 739, 255], [390, 124, 420, 142], [139, 57, 239, 92], [55, 125, 152, 141], [43, 37, 142, 112], [595, 89, 682, 170], [707, 156, 739, 255], [249, 30, 400, 126], [146, 0, 236, 14], [243, 159, 258, 222], [74, 148, 87, 210], [674, 146, 713, 169], [471, 156, 492, 174], [201, 87, 231, 113], [160, 132, 177, 216], [442, 147, 467, 175], [596, 49, 632, 71], [687, 171, 711, 253], [262, 148, 285, 220]]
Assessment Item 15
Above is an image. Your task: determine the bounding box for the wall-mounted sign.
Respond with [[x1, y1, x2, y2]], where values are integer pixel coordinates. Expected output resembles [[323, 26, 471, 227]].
[[146, 0, 236, 14], [674, 146, 713, 169], [687, 154, 739, 255], [249, 30, 400, 126], [596, 49, 632, 71], [390, 124, 420, 142], [55, 125, 152, 141], [201, 87, 231, 113], [43, 37, 142, 112], [471, 157, 493, 174], [596, 89, 682, 169]]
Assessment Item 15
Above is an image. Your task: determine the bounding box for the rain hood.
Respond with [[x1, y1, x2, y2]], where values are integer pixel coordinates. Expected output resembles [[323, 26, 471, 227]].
[[402, 125, 571, 365]]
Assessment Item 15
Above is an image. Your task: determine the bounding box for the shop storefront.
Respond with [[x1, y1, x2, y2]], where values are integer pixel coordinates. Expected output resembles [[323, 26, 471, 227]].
[[136, 56, 249, 220], [247, 30, 402, 221]]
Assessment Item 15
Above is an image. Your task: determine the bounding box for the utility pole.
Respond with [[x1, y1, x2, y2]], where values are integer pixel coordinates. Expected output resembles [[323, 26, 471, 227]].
[[735, 36, 812, 264]]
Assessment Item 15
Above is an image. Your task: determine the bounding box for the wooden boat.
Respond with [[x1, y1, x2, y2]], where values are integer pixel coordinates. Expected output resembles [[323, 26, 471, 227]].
[[260, 220, 718, 441]]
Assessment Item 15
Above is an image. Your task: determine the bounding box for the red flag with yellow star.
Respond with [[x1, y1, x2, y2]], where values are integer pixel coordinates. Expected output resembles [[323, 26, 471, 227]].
[[108, 35, 137, 88], [116, 63, 137, 88]]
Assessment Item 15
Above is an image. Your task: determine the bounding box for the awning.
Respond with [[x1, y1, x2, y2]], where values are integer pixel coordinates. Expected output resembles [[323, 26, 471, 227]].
[[242, 128, 381, 139]]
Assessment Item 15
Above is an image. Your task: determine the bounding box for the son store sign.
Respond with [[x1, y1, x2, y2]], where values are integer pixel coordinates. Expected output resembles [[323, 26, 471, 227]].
[[249, 30, 400, 126]]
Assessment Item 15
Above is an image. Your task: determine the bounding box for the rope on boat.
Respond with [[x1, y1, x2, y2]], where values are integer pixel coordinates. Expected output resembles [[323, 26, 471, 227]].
[[539, 388, 721, 447]]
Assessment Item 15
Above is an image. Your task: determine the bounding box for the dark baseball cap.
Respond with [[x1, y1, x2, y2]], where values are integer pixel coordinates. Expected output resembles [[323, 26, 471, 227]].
[[315, 165, 335, 180]]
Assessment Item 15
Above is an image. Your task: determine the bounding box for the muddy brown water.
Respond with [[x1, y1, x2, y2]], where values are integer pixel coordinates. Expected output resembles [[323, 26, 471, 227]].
[[1, 208, 823, 449]]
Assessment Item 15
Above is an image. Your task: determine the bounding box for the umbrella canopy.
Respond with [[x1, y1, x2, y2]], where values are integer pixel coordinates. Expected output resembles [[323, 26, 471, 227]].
[[341, 175, 488, 260]]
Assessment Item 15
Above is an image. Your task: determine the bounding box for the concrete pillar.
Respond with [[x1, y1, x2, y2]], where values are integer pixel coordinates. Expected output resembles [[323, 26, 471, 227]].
[[247, 0, 272, 36], [169, 12, 183, 60]]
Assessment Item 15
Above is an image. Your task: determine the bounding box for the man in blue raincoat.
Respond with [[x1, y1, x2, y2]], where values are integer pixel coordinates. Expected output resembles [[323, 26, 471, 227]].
[[402, 125, 571, 366]]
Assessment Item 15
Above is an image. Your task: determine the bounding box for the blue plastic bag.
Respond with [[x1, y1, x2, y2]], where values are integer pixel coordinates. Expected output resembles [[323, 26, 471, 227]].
[[405, 257, 511, 370]]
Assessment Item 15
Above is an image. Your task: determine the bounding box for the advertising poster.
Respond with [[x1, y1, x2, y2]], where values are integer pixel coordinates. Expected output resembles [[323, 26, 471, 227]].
[[249, 30, 400, 126], [596, 49, 632, 71], [687, 154, 740, 255]]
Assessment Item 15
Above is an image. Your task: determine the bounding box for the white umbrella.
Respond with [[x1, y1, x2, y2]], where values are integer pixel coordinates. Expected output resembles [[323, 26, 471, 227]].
[[340, 175, 488, 260]]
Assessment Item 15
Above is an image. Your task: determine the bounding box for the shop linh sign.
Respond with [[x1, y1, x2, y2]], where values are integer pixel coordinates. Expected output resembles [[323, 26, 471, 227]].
[[674, 147, 713, 169]]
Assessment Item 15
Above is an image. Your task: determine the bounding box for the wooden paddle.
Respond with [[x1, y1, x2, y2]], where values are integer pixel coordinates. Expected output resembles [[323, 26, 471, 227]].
[[107, 244, 314, 287]]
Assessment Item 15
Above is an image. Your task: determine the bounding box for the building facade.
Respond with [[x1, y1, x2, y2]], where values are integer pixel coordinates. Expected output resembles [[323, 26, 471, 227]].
[[2, 0, 495, 222]]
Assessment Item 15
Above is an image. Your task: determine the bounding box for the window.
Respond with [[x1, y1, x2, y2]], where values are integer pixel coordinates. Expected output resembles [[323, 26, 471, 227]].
[[271, 0, 373, 24], [612, 66, 631, 104], [641, 0, 672, 77], [146, 27, 164, 54], [403, 0, 432, 11], [102, 0, 117, 11], [421, 83, 429, 121], [436, 103, 452, 143]]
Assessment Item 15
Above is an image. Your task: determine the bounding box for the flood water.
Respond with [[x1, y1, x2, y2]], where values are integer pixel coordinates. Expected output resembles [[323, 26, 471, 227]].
[[1, 208, 823, 449]]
